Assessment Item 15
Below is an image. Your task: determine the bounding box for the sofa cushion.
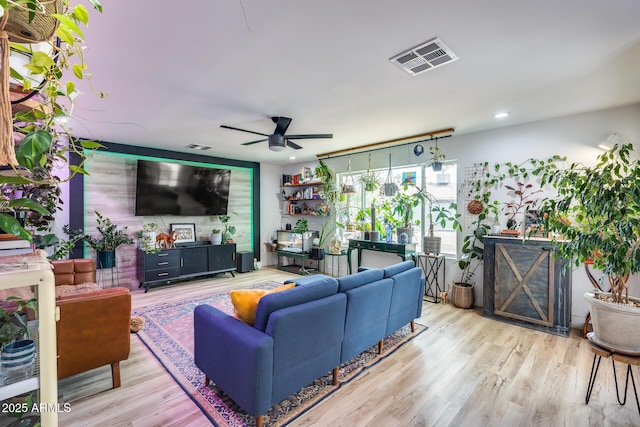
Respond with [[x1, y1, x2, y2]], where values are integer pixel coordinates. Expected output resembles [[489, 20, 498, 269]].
[[254, 278, 339, 332], [337, 268, 384, 292], [230, 284, 295, 325], [382, 260, 416, 279]]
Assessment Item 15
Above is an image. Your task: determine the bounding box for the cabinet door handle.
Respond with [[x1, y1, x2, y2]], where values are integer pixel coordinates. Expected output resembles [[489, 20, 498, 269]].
[[158, 253, 168, 257], [157, 272, 169, 277], [158, 262, 169, 266], [180, 259, 184, 267], [232, 252, 236, 260]]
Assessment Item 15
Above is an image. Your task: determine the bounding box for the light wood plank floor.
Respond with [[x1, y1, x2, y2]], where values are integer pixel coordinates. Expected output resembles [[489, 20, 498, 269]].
[[57, 267, 640, 426]]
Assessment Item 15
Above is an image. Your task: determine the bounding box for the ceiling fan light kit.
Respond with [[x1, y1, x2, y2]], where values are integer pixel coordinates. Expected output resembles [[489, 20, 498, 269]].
[[221, 116, 333, 152]]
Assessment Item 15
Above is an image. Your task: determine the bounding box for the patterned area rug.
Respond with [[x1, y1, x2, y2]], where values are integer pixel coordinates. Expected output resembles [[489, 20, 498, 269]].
[[134, 281, 427, 426]]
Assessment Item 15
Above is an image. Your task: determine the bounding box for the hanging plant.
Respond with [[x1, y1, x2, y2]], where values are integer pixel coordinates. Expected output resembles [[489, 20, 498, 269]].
[[341, 158, 357, 195], [359, 154, 380, 192], [384, 153, 398, 197], [428, 139, 446, 171]]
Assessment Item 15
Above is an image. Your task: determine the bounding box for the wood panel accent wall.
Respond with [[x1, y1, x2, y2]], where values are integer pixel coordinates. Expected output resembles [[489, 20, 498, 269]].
[[70, 143, 260, 289]]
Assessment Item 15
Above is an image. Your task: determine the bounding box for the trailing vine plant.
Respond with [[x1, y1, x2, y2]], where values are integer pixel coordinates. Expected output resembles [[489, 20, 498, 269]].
[[0, 0, 105, 241], [437, 155, 566, 284]]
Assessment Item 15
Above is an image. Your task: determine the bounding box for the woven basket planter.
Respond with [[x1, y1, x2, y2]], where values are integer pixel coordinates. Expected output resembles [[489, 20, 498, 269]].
[[585, 292, 640, 355], [452, 282, 475, 309]]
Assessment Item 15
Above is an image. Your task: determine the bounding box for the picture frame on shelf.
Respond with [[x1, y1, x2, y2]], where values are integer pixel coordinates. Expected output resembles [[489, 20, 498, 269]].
[[170, 223, 196, 244]]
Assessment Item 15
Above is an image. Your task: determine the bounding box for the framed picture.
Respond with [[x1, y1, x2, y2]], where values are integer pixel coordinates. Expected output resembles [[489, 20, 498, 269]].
[[402, 171, 417, 184], [170, 223, 196, 243]]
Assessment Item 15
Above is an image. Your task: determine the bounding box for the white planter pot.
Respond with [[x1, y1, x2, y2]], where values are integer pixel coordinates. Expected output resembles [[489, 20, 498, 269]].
[[585, 291, 640, 355], [210, 233, 222, 245]]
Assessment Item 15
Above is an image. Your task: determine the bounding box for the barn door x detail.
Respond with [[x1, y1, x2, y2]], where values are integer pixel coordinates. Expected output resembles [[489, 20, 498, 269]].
[[494, 243, 554, 327]]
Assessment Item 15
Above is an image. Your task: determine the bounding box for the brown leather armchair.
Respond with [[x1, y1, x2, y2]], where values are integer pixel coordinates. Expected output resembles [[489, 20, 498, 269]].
[[51, 259, 131, 388]]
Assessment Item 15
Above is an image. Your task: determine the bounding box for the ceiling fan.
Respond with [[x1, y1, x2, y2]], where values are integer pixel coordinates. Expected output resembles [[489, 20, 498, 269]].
[[220, 116, 333, 151]]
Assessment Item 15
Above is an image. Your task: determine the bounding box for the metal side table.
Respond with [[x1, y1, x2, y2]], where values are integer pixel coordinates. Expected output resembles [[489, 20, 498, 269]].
[[417, 253, 445, 303]]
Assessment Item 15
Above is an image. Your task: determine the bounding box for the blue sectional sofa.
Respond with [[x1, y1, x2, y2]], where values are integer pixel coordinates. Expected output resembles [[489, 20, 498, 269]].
[[193, 260, 424, 427]]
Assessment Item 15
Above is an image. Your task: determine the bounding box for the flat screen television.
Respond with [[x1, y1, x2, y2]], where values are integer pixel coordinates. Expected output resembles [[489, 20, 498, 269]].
[[135, 159, 231, 216]]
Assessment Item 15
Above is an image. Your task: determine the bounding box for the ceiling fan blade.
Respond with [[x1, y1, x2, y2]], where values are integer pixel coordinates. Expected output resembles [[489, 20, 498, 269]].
[[272, 116, 292, 136], [220, 125, 269, 138], [241, 138, 268, 146], [286, 139, 303, 150], [286, 133, 333, 140]]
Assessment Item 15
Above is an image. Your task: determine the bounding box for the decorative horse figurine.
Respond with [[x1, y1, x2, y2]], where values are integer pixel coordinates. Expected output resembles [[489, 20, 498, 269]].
[[156, 230, 177, 249]]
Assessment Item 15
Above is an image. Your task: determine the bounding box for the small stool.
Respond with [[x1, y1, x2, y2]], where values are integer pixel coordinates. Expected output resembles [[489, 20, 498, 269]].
[[586, 340, 640, 414]]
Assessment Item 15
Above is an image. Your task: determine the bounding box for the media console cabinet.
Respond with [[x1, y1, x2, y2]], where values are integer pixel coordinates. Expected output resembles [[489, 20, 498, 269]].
[[137, 243, 236, 292]]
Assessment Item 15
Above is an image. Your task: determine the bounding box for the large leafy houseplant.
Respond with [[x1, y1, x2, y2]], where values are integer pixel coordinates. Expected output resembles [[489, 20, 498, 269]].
[[539, 142, 640, 353], [84, 210, 133, 252], [540, 142, 640, 304], [0, 0, 104, 242]]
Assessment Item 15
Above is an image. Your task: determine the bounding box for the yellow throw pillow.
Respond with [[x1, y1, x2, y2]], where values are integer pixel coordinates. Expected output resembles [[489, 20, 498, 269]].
[[230, 283, 295, 325]]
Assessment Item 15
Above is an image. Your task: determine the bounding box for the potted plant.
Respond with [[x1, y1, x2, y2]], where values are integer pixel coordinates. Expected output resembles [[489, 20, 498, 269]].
[[0, 297, 37, 351], [540, 142, 640, 354], [0, 296, 38, 385], [428, 144, 446, 171], [388, 185, 422, 243], [210, 229, 222, 245], [416, 186, 442, 254], [503, 181, 543, 234], [134, 223, 160, 254], [293, 218, 308, 235], [84, 210, 133, 269], [360, 171, 380, 192], [0, 1, 105, 242], [315, 159, 340, 203], [219, 213, 237, 243]]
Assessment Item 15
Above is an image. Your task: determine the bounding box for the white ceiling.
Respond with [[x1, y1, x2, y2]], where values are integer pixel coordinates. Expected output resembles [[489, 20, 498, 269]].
[[70, 0, 640, 165]]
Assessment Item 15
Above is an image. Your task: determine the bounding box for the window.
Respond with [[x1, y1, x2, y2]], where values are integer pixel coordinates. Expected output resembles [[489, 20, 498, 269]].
[[336, 161, 458, 255]]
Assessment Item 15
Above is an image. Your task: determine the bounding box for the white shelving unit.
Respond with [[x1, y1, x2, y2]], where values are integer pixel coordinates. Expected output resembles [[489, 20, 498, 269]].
[[0, 259, 57, 426]]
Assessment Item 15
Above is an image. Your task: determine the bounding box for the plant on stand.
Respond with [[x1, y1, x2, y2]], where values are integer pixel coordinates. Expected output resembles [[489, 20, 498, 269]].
[[84, 210, 133, 269], [540, 141, 640, 354]]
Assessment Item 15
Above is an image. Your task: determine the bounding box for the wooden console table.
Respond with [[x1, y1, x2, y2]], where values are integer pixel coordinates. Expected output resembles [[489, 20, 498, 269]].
[[347, 239, 416, 274]]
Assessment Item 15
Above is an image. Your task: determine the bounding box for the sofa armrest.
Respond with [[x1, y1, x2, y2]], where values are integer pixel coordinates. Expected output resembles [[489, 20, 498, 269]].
[[56, 287, 131, 379], [194, 304, 274, 416]]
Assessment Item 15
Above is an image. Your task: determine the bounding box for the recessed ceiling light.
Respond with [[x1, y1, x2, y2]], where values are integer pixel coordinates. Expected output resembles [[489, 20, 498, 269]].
[[494, 112, 509, 119], [598, 144, 611, 151], [288, 156, 296, 160]]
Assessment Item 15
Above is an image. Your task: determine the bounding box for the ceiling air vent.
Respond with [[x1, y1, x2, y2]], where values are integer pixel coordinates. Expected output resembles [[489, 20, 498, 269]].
[[390, 37, 458, 76], [185, 144, 211, 151]]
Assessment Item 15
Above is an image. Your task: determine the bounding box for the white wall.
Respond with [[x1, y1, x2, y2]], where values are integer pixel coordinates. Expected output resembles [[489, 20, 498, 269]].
[[259, 163, 285, 267], [263, 103, 640, 329]]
